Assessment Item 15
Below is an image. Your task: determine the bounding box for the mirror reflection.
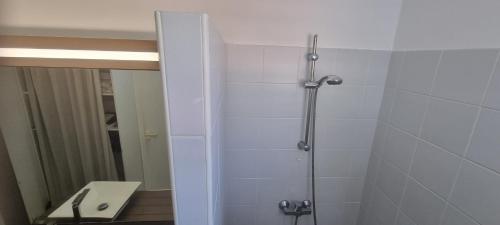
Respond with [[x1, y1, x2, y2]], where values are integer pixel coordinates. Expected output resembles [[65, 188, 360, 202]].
[[0, 66, 171, 223]]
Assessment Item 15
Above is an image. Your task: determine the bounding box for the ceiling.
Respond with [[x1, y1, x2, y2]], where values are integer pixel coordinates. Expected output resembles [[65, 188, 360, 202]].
[[0, 0, 403, 50]]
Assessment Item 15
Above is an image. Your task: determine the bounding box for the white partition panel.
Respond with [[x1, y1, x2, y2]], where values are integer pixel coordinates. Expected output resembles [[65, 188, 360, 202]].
[[155, 12, 225, 225]]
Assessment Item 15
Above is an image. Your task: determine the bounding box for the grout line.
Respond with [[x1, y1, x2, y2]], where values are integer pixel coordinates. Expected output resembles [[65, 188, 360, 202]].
[[428, 50, 445, 98], [391, 129, 420, 225], [419, 50, 444, 139], [439, 52, 500, 225], [363, 153, 383, 221], [443, 201, 483, 225], [480, 50, 500, 106], [385, 120, 500, 178], [481, 104, 500, 112], [400, 50, 445, 224], [389, 49, 491, 225], [395, 86, 483, 109], [384, 52, 406, 124]]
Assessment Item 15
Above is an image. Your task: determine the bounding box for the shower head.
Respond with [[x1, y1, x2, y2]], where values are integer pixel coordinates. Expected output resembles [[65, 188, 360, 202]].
[[304, 75, 343, 89], [319, 75, 343, 86]]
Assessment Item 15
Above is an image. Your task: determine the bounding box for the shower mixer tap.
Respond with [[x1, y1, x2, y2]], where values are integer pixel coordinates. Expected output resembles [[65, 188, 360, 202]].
[[278, 200, 312, 216]]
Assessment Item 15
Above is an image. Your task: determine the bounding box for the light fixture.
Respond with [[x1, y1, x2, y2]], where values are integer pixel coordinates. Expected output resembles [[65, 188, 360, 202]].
[[0, 48, 159, 61]]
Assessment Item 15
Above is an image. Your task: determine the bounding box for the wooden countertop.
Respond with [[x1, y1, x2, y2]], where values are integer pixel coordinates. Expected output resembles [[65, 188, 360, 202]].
[[116, 190, 174, 223], [56, 190, 174, 225]]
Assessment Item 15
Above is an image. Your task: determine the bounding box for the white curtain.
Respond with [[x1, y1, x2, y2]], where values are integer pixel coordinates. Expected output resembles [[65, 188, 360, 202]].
[[21, 68, 117, 205]]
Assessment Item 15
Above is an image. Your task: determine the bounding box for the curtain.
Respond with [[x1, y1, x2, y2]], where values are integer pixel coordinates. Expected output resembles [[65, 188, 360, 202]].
[[21, 68, 117, 205]]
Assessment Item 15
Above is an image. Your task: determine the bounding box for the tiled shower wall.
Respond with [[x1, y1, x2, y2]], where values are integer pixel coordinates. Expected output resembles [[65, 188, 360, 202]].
[[358, 49, 500, 225], [222, 44, 391, 225]]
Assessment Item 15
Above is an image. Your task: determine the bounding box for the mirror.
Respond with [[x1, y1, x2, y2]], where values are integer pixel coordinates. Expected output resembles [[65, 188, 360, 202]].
[[0, 66, 171, 223]]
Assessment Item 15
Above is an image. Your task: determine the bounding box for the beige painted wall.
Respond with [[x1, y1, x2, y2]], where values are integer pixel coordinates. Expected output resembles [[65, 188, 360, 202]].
[[0, 129, 29, 225], [0, 0, 402, 49]]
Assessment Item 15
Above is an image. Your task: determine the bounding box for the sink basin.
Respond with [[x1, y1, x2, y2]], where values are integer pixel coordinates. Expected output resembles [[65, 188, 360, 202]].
[[48, 181, 141, 221]]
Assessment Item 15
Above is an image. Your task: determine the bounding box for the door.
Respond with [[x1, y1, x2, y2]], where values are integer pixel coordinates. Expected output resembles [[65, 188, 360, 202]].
[[111, 70, 170, 190]]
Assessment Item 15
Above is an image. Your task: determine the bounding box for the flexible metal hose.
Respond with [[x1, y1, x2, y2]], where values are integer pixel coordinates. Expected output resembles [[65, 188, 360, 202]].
[[309, 89, 319, 225]]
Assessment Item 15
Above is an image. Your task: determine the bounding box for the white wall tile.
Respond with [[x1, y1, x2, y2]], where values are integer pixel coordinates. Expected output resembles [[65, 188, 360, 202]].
[[225, 179, 257, 204], [160, 14, 205, 136], [316, 150, 352, 177], [288, 177, 310, 201], [225, 205, 256, 225], [376, 160, 407, 204], [256, 204, 286, 225], [450, 161, 500, 225], [370, 188, 398, 225], [317, 119, 377, 149], [400, 179, 446, 225], [225, 83, 263, 116], [467, 108, 500, 173], [297, 47, 309, 81], [256, 178, 291, 204], [484, 61, 500, 110], [362, 49, 500, 225], [350, 151, 371, 177], [226, 83, 304, 117], [224, 117, 261, 148], [366, 51, 391, 86], [442, 205, 480, 225], [343, 203, 361, 225], [360, 86, 385, 119], [383, 127, 418, 173], [316, 178, 349, 203], [395, 212, 416, 225], [316, 203, 345, 225], [334, 49, 373, 85], [263, 46, 301, 83], [260, 84, 304, 117], [385, 52, 405, 88], [255, 150, 307, 178], [371, 122, 389, 156], [421, 98, 479, 156], [346, 178, 365, 202], [410, 141, 461, 198], [171, 136, 208, 225], [431, 49, 498, 105], [397, 51, 441, 94], [259, 118, 302, 149], [227, 45, 263, 83], [390, 90, 428, 135], [364, 154, 382, 190], [224, 150, 257, 178], [315, 48, 337, 78], [378, 87, 396, 122], [317, 85, 364, 118]]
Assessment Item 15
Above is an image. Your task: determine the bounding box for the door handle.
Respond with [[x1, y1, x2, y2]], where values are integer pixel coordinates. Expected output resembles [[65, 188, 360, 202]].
[[144, 131, 158, 140]]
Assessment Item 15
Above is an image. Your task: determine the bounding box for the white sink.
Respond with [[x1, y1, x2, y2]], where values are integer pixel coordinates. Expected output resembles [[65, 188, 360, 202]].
[[48, 181, 141, 221]]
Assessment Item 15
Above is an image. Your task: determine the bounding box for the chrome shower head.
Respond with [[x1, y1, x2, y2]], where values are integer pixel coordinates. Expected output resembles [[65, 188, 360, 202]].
[[304, 75, 343, 89], [319, 75, 343, 86]]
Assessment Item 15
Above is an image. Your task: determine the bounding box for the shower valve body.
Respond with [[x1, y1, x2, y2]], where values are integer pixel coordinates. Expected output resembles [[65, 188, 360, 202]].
[[278, 200, 312, 216]]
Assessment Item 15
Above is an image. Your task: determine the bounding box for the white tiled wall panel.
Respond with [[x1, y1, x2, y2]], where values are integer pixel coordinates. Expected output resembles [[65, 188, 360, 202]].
[[359, 49, 500, 225], [223, 44, 390, 225], [157, 12, 227, 225]]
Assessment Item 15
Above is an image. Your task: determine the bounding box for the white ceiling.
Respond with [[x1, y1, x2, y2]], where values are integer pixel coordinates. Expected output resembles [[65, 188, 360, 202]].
[[0, 0, 403, 50]]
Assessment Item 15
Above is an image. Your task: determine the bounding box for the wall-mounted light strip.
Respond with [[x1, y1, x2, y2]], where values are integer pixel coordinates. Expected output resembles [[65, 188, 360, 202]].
[[0, 48, 159, 61]]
